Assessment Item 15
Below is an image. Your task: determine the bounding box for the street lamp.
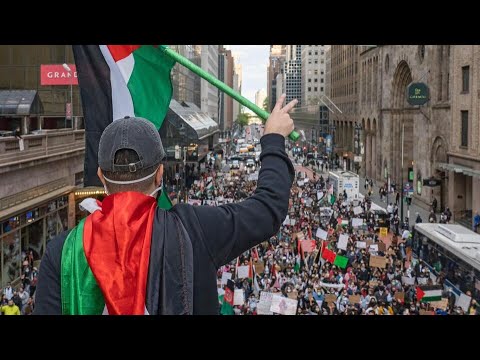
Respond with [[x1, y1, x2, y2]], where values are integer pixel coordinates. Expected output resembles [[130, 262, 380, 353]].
[[62, 63, 73, 129], [354, 122, 362, 174], [330, 124, 336, 167]]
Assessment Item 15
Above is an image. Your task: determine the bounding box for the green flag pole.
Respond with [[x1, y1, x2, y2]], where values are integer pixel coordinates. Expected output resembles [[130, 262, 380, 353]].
[[160, 45, 300, 142]]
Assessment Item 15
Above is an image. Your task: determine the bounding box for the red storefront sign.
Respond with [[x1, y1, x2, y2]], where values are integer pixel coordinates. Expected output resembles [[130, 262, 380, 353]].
[[40, 64, 78, 85]]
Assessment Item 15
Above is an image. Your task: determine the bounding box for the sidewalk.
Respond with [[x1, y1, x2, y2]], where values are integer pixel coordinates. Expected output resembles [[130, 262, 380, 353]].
[[356, 176, 431, 226], [296, 158, 431, 227]]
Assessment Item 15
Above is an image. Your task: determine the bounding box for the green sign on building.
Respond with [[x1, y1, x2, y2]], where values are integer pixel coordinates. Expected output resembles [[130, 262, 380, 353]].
[[407, 82, 429, 106]]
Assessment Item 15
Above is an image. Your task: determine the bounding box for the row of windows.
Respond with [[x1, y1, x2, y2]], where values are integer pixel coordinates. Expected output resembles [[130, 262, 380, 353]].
[[307, 59, 325, 64], [307, 78, 324, 83], [307, 87, 324, 92]]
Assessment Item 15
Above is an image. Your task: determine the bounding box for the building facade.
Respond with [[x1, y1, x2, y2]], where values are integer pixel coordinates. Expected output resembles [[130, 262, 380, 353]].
[[283, 45, 302, 108], [218, 47, 235, 133], [301, 45, 328, 106], [255, 89, 267, 109], [0, 45, 87, 286], [267, 45, 286, 111], [443, 46, 480, 225], [196, 45, 219, 122], [170, 45, 197, 104], [357, 45, 452, 214]]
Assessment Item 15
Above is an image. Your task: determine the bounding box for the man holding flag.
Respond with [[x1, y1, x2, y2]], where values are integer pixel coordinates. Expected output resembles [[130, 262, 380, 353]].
[[34, 89, 296, 314]]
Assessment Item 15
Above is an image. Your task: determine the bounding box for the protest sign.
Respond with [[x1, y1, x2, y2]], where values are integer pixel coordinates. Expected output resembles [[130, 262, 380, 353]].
[[254, 262, 265, 274], [233, 289, 244, 305], [380, 227, 388, 236], [270, 295, 298, 315], [402, 276, 415, 285], [419, 309, 435, 315], [456, 293, 472, 312], [221, 272, 232, 285], [324, 294, 337, 303], [353, 206, 363, 215], [257, 292, 274, 315], [416, 277, 428, 285], [369, 255, 387, 268], [430, 298, 448, 310], [352, 218, 364, 227], [356, 241, 367, 249], [236, 265, 250, 279], [337, 234, 349, 250], [349, 295, 361, 304], [316, 228, 328, 240], [369, 244, 379, 253]]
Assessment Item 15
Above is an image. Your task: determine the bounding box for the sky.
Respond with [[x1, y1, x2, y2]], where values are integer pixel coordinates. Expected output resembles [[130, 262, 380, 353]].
[[226, 45, 269, 105]]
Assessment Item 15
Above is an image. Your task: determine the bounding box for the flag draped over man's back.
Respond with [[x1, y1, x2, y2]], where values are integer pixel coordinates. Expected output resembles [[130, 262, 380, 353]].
[[62, 45, 177, 314], [73, 45, 175, 209]]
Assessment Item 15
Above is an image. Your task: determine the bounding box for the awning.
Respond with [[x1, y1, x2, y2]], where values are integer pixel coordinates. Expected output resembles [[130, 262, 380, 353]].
[[0, 90, 44, 116], [167, 99, 219, 140], [437, 162, 480, 178]]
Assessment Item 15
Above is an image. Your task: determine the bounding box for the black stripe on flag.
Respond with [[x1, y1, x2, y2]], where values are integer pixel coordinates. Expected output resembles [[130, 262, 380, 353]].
[[72, 45, 113, 186]]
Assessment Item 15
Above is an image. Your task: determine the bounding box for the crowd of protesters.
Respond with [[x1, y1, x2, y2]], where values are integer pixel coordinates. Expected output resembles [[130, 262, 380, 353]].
[[1, 250, 36, 315], [192, 147, 479, 315]]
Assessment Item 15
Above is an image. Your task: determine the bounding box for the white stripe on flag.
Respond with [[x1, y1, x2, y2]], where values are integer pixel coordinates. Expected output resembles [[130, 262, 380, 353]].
[[99, 45, 135, 121]]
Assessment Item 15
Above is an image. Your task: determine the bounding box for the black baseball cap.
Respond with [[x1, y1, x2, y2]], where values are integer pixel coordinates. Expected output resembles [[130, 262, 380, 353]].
[[98, 116, 165, 173]]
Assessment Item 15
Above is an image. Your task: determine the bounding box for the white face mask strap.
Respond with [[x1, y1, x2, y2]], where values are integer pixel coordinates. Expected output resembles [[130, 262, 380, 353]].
[[103, 167, 159, 185], [149, 179, 164, 197]]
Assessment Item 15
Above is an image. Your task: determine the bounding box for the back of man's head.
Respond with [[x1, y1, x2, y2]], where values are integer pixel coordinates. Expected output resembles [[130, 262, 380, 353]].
[[98, 117, 165, 194]]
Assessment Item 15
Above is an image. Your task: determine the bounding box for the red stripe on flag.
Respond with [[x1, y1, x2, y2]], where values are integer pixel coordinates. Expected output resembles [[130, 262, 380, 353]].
[[107, 45, 142, 62]]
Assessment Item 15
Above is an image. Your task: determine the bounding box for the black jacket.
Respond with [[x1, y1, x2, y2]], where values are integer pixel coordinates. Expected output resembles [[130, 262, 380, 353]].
[[34, 134, 294, 315]]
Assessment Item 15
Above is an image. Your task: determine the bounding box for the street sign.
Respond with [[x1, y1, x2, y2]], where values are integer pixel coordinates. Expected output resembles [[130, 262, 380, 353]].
[[354, 156, 362, 163], [407, 82, 429, 106], [423, 178, 441, 187], [175, 173, 180, 180], [325, 135, 332, 153]]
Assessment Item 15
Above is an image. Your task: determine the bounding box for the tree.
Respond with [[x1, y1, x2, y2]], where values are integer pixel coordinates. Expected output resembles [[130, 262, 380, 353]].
[[236, 112, 250, 128], [263, 97, 269, 111]]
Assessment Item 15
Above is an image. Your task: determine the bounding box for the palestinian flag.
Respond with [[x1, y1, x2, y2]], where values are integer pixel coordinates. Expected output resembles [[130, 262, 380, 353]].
[[416, 286, 442, 302], [72, 45, 175, 210]]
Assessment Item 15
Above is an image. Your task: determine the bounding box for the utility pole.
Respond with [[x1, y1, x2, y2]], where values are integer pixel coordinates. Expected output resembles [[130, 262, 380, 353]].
[[401, 122, 405, 226]]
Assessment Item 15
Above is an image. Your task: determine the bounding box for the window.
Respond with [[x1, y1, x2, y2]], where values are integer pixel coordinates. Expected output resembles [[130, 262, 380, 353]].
[[315, 60, 318, 64], [315, 51, 318, 55], [321, 87, 324, 92], [308, 78, 311, 83], [462, 66, 470, 93], [461, 110, 468, 147], [308, 87, 311, 92], [314, 70, 318, 75], [314, 78, 318, 83], [308, 60, 312, 64], [314, 87, 318, 91], [321, 78, 324, 83], [308, 51, 312, 55], [321, 71, 324, 75]]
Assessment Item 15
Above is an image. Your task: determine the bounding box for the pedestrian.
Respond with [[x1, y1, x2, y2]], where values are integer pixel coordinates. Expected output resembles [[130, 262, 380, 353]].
[[432, 197, 438, 213], [474, 212, 480, 233], [34, 94, 297, 315], [395, 191, 400, 206]]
